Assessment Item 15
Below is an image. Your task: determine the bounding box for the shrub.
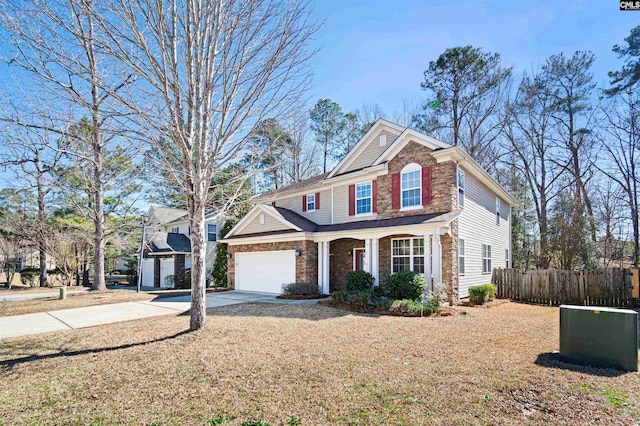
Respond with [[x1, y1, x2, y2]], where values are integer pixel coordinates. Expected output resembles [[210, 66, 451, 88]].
[[332, 290, 374, 307], [181, 269, 192, 289], [20, 268, 40, 287], [281, 282, 320, 296], [385, 271, 426, 301], [388, 299, 440, 315], [468, 283, 497, 305], [343, 270, 375, 291]]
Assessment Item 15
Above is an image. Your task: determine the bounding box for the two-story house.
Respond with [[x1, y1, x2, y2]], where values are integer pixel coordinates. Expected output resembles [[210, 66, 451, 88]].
[[222, 119, 515, 302], [139, 206, 220, 288]]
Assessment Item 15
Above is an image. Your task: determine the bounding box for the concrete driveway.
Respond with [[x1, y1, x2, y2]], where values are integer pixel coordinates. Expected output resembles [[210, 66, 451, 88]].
[[0, 290, 324, 340]]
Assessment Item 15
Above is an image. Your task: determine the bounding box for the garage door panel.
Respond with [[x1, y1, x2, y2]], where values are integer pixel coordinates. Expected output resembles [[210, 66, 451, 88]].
[[236, 250, 296, 293]]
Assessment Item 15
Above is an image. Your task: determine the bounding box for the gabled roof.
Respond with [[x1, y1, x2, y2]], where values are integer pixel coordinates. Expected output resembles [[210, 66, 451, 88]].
[[224, 204, 305, 238], [147, 206, 188, 225], [254, 172, 329, 200], [328, 119, 406, 178]]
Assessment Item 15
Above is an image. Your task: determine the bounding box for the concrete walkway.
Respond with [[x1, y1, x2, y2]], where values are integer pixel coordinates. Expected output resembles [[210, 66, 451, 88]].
[[0, 291, 324, 340]]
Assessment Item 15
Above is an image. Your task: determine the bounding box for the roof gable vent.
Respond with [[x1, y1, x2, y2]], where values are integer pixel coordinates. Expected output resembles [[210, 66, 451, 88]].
[[379, 133, 387, 147]]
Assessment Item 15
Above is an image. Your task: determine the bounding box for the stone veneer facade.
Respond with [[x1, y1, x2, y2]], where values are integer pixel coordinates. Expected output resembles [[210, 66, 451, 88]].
[[227, 240, 318, 289], [376, 141, 457, 219]]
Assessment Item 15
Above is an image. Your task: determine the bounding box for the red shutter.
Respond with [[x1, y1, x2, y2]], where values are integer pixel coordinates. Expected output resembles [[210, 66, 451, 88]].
[[315, 192, 320, 209], [302, 195, 307, 212], [391, 173, 400, 210], [422, 166, 432, 205], [348, 184, 355, 216], [372, 180, 377, 213], [271, 201, 276, 207]]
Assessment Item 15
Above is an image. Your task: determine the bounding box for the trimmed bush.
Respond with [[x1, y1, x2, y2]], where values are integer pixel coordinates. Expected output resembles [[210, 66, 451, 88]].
[[281, 282, 320, 296], [331, 290, 374, 307], [343, 270, 375, 291], [468, 283, 497, 305], [20, 268, 40, 287], [385, 271, 426, 301], [388, 299, 440, 315]]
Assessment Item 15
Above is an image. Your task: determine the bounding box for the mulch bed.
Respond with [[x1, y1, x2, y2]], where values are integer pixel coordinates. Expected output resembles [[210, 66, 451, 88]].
[[459, 298, 511, 308], [275, 294, 329, 300], [319, 299, 465, 317]]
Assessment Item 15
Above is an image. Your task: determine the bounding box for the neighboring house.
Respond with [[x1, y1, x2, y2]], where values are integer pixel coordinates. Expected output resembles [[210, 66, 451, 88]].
[[139, 206, 221, 288], [222, 119, 515, 302], [12, 250, 56, 271]]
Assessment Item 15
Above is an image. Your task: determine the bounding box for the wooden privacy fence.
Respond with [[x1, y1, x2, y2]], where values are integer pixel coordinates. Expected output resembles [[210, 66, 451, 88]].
[[492, 268, 634, 307]]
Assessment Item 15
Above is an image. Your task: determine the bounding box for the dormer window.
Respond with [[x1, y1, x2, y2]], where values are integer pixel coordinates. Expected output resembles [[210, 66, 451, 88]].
[[306, 193, 316, 211], [401, 163, 422, 208]]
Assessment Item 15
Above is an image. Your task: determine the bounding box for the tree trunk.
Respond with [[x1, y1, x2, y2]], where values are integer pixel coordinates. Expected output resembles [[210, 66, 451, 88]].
[[188, 194, 207, 331], [37, 178, 47, 288]]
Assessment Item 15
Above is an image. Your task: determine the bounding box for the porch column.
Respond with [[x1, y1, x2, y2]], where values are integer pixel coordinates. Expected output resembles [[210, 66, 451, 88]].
[[371, 238, 379, 286], [364, 238, 372, 273], [317, 242, 324, 293], [424, 233, 432, 290], [432, 230, 442, 288], [322, 241, 330, 294]]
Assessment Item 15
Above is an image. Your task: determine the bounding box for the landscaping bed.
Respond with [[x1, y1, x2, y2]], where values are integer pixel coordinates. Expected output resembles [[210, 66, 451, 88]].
[[319, 298, 463, 317], [276, 293, 329, 300]]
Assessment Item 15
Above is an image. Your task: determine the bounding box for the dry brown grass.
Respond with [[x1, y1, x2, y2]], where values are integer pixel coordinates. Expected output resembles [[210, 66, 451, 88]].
[[0, 290, 153, 316], [0, 301, 638, 425]]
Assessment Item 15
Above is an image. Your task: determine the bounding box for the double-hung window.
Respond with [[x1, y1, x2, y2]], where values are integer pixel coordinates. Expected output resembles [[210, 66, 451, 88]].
[[458, 169, 465, 207], [482, 244, 492, 274], [401, 164, 421, 208], [496, 197, 501, 225], [458, 239, 465, 275], [207, 224, 217, 242], [306, 193, 316, 211], [170, 227, 179, 233], [392, 238, 425, 274], [355, 182, 372, 215]]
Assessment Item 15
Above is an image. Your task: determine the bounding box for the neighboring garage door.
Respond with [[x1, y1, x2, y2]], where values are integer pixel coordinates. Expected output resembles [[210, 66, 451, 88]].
[[235, 250, 296, 293]]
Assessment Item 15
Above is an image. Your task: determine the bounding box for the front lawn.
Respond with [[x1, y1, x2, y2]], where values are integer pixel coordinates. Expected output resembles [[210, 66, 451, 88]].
[[0, 290, 154, 316], [0, 302, 638, 425]]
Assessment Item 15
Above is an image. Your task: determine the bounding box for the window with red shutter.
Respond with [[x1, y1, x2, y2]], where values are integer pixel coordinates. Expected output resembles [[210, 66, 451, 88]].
[[391, 173, 400, 210], [348, 184, 355, 216], [422, 166, 432, 205]]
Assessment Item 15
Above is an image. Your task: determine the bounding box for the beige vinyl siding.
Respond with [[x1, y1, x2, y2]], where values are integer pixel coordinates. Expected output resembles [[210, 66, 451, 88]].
[[457, 169, 511, 299], [276, 189, 332, 225], [344, 130, 400, 173], [332, 183, 378, 223], [240, 213, 292, 234]]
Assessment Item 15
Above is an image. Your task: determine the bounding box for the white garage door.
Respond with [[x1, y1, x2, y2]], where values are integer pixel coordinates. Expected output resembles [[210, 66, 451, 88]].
[[235, 250, 296, 293]]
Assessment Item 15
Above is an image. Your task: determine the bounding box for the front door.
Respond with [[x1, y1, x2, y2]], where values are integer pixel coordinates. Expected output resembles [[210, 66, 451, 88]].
[[354, 248, 365, 271]]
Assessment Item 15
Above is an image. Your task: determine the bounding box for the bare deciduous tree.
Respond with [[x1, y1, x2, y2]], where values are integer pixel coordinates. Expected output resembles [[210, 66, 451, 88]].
[[104, 0, 317, 330], [0, 0, 134, 290]]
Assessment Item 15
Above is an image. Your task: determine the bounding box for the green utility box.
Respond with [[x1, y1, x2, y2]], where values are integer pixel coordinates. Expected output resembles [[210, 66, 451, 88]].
[[560, 305, 638, 372]]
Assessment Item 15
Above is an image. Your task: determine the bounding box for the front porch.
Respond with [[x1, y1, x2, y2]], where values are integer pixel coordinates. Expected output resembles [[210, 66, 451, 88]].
[[317, 224, 457, 301]]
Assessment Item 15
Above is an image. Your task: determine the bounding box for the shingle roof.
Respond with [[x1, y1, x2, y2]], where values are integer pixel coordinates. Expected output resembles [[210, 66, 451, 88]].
[[166, 233, 191, 252], [226, 207, 454, 239], [256, 172, 330, 199]]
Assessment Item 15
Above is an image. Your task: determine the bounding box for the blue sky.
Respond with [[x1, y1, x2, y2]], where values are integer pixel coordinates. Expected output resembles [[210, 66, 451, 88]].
[[305, 0, 639, 113]]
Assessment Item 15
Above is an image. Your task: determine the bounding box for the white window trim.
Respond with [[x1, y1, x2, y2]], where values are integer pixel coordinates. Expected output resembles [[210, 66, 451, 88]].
[[306, 193, 316, 212], [355, 180, 373, 216], [400, 163, 422, 209], [458, 238, 465, 276], [170, 226, 179, 233], [391, 237, 425, 274], [207, 223, 217, 242], [482, 243, 492, 274], [496, 197, 501, 225], [458, 168, 465, 208]]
